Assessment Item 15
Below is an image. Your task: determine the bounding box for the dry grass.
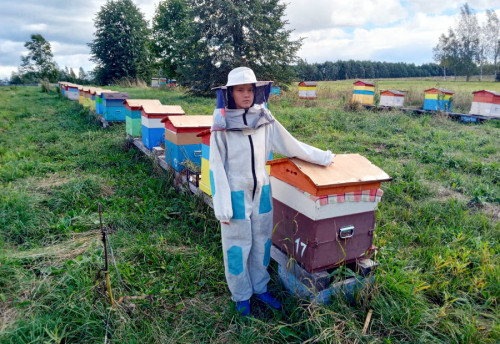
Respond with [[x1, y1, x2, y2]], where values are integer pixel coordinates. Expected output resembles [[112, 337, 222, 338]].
[[0, 303, 17, 333], [6, 230, 101, 266], [113, 78, 148, 88], [34, 173, 72, 189]]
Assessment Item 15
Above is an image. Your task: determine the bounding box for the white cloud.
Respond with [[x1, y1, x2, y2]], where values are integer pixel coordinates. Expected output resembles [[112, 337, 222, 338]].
[[329, 0, 406, 27], [54, 54, 94, 74], [285, 0, 406, 33], [295, 12, 457, 64], [407, 0, 497, 14], [0, 1, 500, 79], [0, 66, 18, 80], [22, 23, 48, 32], [0, 39, 25, 53]]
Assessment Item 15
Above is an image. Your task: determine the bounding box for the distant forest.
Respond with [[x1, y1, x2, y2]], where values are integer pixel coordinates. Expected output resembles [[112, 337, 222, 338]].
[[293, 59, 448, 81]]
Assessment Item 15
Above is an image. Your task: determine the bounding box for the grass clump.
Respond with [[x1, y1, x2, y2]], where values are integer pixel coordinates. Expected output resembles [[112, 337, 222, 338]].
[[40, 79, 51, 93]]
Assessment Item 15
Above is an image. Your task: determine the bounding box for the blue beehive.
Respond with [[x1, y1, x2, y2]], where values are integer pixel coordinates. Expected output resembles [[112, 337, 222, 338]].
[[423, 88, 454, 111], [162, 115, 213, 172], [95, 89, 115, 115], [102, 92, 129, 121], [141, 104, 185, 150]]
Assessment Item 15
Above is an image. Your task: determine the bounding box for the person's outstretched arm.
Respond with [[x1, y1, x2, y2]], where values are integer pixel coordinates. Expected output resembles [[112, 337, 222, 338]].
[[271, 120, 334, 166]]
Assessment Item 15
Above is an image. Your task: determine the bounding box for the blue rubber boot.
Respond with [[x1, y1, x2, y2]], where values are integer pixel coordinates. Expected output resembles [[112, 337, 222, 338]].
[[255, 292, 281, 309], [235, 300, 251, 316]]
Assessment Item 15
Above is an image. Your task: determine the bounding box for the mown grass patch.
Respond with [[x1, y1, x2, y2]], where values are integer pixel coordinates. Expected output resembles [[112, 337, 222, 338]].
[[0, 85, 498, 343]]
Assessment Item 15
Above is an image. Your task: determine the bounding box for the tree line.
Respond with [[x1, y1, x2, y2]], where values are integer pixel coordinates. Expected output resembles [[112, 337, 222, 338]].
[[293, 59, 445, 81], [10, 1, 500, 90], [433, 3, 500, 81]]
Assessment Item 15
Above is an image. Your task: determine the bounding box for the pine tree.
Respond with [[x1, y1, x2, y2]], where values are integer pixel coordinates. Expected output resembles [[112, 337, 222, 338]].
[[153, 0, 301, 94], [19, 34, 59, 82], [78, 67, 86, 84], [89, 0, 151, 85], [69, 68, 77, 82]]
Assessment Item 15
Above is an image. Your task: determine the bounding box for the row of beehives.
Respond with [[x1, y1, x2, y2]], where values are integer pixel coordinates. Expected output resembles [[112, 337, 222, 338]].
[[58, 81, 391, 275], [299, 80, 500, 117], [57, 81, 211, 173], [151, 78, 177, 88]]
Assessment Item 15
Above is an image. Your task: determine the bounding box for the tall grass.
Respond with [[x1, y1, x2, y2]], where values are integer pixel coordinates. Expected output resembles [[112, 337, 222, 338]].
[[0, 85, 498, 343]]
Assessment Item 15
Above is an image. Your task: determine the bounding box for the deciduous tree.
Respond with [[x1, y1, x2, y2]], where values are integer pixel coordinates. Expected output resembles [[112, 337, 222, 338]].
[[89, 0, 151, 85], [456, 3, 480, 81], [433, 29, 460, 80], [484, 9, 500, 78], [19, 34, 58, 82], [152, 0, 194, 79]]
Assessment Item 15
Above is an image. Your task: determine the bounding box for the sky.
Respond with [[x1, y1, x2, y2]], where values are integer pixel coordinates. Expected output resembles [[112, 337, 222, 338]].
[[1, 0, 500, 80]]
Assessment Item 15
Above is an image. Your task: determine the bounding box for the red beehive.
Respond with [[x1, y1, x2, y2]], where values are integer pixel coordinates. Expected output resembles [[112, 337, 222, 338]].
[[470, 90, 500, 117], [269, 154, 391, 272]]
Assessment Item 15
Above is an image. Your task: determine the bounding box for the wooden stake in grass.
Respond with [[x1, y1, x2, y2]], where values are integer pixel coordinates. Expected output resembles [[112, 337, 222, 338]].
[[99, 204, 115, 306], [362, 309, 373, 335]]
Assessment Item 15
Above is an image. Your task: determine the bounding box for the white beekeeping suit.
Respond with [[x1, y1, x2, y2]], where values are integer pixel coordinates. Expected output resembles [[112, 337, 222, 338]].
[[209, 67, 333, 310]]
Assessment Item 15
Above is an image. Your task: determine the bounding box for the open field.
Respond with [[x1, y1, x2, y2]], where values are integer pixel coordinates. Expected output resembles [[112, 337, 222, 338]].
[[0, 83, 499, 343], [281, 79, 500, 113]]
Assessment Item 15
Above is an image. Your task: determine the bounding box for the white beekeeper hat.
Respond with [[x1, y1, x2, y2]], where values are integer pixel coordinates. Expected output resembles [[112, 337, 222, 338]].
[[225, 67, 257, 87]]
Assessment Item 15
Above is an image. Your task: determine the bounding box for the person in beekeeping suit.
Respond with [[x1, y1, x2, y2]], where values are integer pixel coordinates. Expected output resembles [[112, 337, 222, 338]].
[[209, 67, 334, 316]]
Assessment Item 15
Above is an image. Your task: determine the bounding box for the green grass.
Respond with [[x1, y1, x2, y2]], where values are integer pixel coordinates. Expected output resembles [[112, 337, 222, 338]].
[[0, 84, 498, 343]]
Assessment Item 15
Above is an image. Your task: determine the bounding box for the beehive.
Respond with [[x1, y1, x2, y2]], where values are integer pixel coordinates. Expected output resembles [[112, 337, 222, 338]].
[[269, 154, 391, 272], [379, 90, 405, 107], [141, 104, 185, 150], [66, 84, 80, 101], [469, 90, 500, 117], [151, 78, 159, 87], [423, 88, 454, 111], [270, 86, 280, 96], [123, 99, 162, 137], [352, 80, 375, 105], [102, 92, 129, 121], [159, 78, 167, 87], [95, 89, 116, 115], [90, 88, 102, 112], [78, 86, 85, 105], [161, 115, 213, 172], [83, 87, 94, 108], [59, 82, 66, 96], [197, 129, 212, 195], [298, 81, 317, 99]]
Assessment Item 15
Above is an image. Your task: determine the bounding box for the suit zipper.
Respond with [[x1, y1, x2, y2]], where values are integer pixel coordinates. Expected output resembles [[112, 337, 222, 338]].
[[243, 109, 257, 200]]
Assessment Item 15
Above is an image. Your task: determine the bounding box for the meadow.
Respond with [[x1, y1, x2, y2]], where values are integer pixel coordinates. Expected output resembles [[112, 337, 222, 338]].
[[0, 80, 498, 343]]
